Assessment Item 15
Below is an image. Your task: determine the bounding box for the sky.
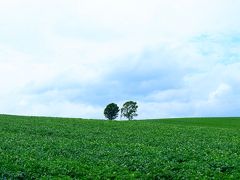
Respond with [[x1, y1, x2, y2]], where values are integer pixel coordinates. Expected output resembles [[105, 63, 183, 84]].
[[0, 0, 240, 119]]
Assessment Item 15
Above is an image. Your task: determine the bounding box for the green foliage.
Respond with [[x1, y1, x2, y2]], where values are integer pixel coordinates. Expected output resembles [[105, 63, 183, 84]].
[[121, 101, 138, 120], [104, 103, 119, 120], [1, 115, 240, 178]]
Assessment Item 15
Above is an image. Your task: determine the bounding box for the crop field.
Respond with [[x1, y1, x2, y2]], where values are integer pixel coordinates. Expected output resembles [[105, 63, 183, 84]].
[[1, 115, 240, 179]]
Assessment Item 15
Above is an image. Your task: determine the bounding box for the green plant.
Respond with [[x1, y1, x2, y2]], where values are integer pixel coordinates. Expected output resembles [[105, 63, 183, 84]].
[[1, 115, 240, 179], [104, 103, 119, 120], [121, 101, 138, 120]]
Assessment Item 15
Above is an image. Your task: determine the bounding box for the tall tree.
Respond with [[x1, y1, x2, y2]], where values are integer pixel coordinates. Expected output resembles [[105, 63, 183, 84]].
[[121, 101, 138, 120], [104, 103, 120, 120]]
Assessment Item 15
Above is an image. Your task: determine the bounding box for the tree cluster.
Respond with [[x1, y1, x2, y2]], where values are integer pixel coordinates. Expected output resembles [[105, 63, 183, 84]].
[[104, 101, 138, 120]]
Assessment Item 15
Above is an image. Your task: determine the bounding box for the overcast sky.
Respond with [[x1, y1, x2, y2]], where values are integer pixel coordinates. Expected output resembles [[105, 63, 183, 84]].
[[0, 0, 240, 119]]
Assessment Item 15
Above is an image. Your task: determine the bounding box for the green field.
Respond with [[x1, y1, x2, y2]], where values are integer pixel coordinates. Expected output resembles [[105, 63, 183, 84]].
[[1, 115, 240, 179]]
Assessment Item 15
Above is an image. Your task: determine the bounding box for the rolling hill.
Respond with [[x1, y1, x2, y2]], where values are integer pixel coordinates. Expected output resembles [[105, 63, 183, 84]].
[[1, 115, 240, 179]]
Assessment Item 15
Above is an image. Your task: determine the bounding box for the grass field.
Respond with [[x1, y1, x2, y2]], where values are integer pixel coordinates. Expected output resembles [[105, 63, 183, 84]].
[[1, 115, 240, 179]]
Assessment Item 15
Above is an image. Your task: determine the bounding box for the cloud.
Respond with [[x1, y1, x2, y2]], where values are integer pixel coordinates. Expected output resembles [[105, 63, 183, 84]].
[[0, 1, 240, 118], [208, 83, 232, 102]]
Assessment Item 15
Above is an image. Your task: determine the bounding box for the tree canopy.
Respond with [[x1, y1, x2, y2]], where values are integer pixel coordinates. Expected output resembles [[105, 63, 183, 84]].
[[121, 101, 138, 120], [104, 103, 120, 120]]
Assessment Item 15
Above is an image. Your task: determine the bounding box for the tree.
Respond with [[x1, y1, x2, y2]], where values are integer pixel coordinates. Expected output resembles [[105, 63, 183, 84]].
[[121, 101, 138, 120], [104, 103, 120, 120]]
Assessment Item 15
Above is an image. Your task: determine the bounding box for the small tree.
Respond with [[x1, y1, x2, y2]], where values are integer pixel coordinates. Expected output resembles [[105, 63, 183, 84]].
[[104, 103, 120, 120], [121, 101, 138, 120]]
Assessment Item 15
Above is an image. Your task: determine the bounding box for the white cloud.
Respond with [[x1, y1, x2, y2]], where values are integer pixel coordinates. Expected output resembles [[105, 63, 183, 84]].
[[208, 83, 232, 102], [0, 0, 240, 118]]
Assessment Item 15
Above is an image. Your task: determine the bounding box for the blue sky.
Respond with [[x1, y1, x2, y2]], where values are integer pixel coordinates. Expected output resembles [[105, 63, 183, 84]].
[[0, 0, 240, 119]]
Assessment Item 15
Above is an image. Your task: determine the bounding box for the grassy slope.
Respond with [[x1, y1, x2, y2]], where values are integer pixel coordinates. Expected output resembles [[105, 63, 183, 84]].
[[1, 115, 240, 179]]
